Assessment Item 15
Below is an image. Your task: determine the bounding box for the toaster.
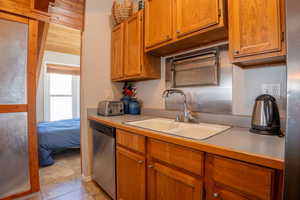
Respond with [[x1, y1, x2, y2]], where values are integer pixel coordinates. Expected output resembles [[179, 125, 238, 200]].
[[97, 101, 124, 116]]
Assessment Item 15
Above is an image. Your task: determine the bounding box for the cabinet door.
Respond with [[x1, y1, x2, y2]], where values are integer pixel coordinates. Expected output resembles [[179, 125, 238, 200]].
[[176, 0, 220, 37], [145, 0, 173, 48], [148, 162, 203, 200], [229, 0, 282, 58], [111, 24, 124, 80], [117, 147, 146, 200], [124, 12, 142, 77]]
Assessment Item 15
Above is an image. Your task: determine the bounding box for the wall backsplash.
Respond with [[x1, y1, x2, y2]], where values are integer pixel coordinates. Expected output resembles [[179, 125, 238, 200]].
[[136, 45, 287, 117], [165, 46, 232, 114]]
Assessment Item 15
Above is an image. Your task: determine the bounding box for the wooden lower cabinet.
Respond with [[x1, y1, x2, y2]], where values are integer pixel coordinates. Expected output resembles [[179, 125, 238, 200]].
[[205, 154, 277, 200], [116, 146, 146, 200], [115, 129, 283, 200], [148, 161, 204, 200]]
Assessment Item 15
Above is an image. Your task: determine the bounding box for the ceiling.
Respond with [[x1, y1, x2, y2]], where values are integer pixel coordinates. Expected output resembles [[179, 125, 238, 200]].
[[45, 23, 81, 55]]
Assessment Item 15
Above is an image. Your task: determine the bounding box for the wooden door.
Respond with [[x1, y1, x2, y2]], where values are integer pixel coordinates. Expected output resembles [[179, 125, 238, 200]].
[[175, 0, 220, 37], [145, 0, 173, 48], [117, 147, 146, 200], [111, 23, 124, 80], [124, 11, 143, 77], [0, 12, 39, 200], [148, 162, 203, 200], [229, 0, 282, 58]]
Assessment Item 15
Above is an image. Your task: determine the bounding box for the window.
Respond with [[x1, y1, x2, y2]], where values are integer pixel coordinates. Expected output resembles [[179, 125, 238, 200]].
[[45, 70, 80, 121]]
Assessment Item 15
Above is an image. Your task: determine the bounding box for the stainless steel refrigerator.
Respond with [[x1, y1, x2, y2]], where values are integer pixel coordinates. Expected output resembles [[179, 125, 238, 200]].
[[285, 0, 300, 199]]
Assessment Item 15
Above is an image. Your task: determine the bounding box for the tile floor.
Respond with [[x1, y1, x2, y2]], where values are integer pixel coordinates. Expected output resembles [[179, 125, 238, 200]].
[[25, 149, 110, 200]]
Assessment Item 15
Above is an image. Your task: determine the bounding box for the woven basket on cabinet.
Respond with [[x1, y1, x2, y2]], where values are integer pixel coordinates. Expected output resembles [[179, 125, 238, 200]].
[[112, 0, 133, 24]]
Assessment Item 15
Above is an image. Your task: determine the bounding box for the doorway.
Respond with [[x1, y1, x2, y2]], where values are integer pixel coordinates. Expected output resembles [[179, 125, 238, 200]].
[[36, 22, 82, 198]]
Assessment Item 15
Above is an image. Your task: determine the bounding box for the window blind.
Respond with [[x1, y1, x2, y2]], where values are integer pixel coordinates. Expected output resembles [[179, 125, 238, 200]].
[[46, 64, 80, 76]]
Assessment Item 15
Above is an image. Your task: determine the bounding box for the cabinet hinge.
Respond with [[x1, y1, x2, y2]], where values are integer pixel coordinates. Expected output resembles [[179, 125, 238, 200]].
[[281, 31, 285, 42], [218, 9, 222, 17]]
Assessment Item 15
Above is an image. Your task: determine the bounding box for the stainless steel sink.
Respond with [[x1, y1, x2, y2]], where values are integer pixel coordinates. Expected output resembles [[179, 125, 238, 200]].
[[126, 118, 231, 140]]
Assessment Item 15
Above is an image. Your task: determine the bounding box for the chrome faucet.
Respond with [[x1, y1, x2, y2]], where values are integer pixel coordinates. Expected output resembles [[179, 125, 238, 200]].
[[162, 89, 196, 123]]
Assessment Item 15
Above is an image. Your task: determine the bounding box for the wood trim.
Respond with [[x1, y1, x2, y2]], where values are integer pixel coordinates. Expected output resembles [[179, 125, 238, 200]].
[[0, 105, 28, 113], [88, 116, 284, 170], [0, 190, 32, 200], [79, 0, 85, 181], [0, 11, 29, 24], [36, 21, 49, 84], [27, 19, 40, 193], [47, 63, 80, 75], [0, 6, 50, 22]]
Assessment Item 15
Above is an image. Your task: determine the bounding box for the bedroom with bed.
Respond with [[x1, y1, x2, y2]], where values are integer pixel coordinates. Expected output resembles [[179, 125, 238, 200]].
[[36, 22, 82, 188]]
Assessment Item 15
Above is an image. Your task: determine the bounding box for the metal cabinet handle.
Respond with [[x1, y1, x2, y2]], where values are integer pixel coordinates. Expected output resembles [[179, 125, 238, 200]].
[[234, 50, 240, 54], [148, 165, 154, 168], [213, 192, 219, 198], [138, 160, 144, 164]]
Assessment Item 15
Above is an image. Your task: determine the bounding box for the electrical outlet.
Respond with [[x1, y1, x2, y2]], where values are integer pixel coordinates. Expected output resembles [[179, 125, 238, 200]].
[[261, 84, 281, 98], [262, 84, 271, 94], [272, 84, 281, 98]]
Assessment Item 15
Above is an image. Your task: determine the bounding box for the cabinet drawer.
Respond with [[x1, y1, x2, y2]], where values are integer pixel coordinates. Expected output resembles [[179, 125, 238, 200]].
[[148, 139, 204, 176], [117, 129, 146, 153], [208, 185, 249, 200], [206, 154, 275, 200]]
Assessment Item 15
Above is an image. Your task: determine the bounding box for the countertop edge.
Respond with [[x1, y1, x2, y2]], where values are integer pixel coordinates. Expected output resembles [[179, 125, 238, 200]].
[[88, 115, 284, 170]]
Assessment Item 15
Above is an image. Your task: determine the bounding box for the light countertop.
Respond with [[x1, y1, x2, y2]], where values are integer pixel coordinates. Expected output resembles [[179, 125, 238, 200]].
[[88, 112, 285, 170]]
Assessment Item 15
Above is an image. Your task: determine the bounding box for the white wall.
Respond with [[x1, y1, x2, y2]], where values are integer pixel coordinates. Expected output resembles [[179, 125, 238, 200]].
[[232, 64, 286, 116], [36, 51, 80, 122], [81, 0, 122, 178], [134, 59, 166, 109]]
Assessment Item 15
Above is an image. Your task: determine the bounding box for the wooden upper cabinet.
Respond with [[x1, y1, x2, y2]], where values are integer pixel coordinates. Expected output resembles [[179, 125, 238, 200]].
[[229, 0, 286, 65], [111, 24, 124, 80], [175, 0, 220, 38], [148, 162, 204, 200], [144, 0, 227, 55], [124, 12, 143, 77], [117, 147, 146, 200], [111, 11, 160, 82], [145, 0, 173, 48]]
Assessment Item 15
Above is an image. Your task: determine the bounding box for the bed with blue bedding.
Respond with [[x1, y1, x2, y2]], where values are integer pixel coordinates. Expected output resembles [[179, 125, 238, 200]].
[[38, 118, 80, 167]]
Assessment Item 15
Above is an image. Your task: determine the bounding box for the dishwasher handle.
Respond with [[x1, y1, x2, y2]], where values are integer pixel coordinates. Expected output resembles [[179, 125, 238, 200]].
[[90, 120, 116, 137]]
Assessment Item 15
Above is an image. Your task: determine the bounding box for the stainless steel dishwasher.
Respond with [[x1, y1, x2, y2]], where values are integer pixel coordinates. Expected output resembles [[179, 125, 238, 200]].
[[90, 121, 116, 200]]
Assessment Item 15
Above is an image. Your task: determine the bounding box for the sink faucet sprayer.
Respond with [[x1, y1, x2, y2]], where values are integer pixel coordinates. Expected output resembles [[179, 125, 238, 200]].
[[162, 89, 196, 123]]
